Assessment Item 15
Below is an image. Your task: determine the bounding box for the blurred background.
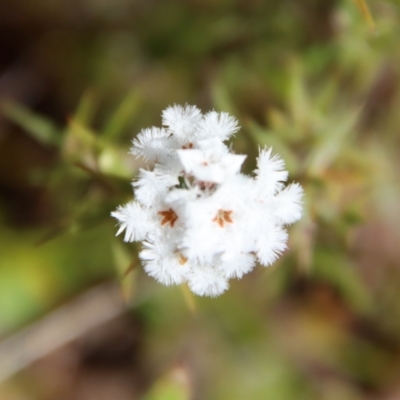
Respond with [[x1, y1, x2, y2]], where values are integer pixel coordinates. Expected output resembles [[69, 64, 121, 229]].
[[1, 0, 400, 399]]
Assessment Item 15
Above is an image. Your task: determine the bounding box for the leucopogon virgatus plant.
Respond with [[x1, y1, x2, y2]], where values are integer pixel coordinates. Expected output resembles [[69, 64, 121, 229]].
[[112, 105, 303, 297]]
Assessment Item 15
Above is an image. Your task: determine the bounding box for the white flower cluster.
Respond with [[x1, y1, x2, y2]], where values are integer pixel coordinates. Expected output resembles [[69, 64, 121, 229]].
[[112, 105, 303, 297]]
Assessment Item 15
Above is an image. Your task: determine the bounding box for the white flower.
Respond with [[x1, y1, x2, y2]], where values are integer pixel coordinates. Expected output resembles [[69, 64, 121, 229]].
[[272, 183, 303, 225], [112, 105, 303, 297], [111, 202, 150, 242], [255, 147, 288, 196], [140, 233, 188, 286], [195, 111, 239, 141], [177, 138, 246, 184], [162, 104, 202, 142], [130, 127, 171, 162], [187, 265, 229, 297]]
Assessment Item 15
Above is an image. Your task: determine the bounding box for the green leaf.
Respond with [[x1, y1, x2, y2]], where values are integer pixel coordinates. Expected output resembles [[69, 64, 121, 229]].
[[342, 208, 364, 226], [98, 146, 133, 179], [73, 90, 99, 126], [313, 249, 371, 312], [288, 61, 309, 127], [246, 120, 299, 173], [211, 83, 238, 116], [144, 367, 191, 400], [62, 118, 101, 163], [305, 108, 361, 176], [2, 101, 61, 146], [102, 90, 141, 140], [67, 118, 97, 147]]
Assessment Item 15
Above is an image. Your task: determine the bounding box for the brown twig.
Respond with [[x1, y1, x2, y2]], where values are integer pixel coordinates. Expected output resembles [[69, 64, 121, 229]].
[[0, 283, 126, 384]]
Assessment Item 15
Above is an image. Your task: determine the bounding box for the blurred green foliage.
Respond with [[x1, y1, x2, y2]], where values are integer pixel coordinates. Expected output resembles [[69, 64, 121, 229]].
[[1, 0, 400, 399]]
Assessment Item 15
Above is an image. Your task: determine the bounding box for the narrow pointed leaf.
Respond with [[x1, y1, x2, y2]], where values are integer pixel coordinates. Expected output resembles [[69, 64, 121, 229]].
[[73, 90, 99, 125], [2, 102, 61, 146], [102, 90, 141, 140], [354, 0, 376, 32]]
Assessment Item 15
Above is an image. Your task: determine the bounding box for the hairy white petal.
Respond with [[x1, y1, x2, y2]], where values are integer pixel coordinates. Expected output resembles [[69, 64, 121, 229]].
[[255, 147, 288, 196], [140, 237, 188, 285], [133, 169, 163, 205], [220, 252, 256, 279], [162, 104, 202, 139], [187, 267, 229, 297], [272, 183, 304, 225], [130, 127, 172, 162], [195, 111, 239, 141], [111, 202, 151, 242], [256, 226, 288, 266]]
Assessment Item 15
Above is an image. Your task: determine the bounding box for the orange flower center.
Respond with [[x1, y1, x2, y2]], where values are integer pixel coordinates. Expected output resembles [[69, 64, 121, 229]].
[[178, 253, 188, 265], [158, 208, 178, 227], [212, 209, 233, 227]]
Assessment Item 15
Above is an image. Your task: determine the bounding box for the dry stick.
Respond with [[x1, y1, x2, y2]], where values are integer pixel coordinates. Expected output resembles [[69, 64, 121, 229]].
[[0, 283, 126, 384]]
